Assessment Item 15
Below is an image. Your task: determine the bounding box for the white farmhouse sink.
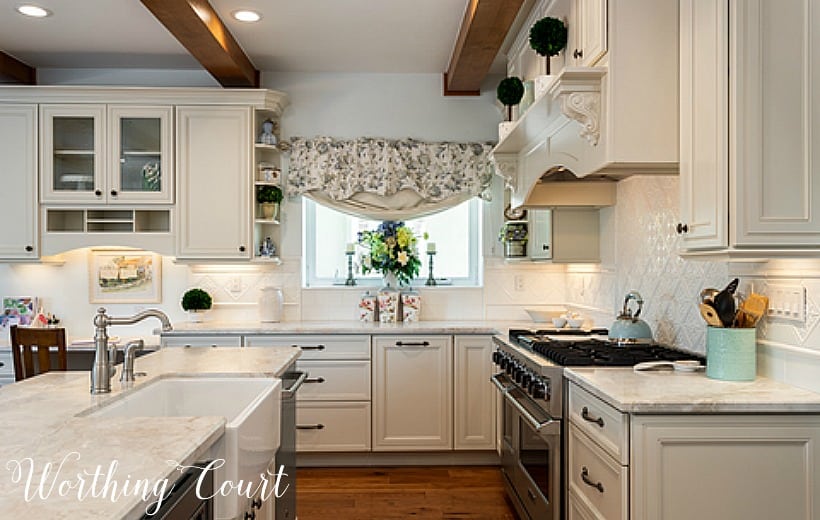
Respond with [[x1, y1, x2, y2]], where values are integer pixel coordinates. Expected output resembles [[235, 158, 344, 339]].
[[89, 376, 281, 520]]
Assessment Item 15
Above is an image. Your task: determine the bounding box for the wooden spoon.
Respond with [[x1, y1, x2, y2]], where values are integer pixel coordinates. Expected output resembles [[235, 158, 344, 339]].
[[699, 302, 724, 327]]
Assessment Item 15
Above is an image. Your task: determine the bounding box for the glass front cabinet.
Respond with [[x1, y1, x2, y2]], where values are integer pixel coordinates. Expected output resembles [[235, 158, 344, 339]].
[[40, 104, 173, 204]]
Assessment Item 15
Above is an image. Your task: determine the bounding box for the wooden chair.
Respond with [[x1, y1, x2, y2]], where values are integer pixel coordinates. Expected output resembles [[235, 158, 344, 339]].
[[9, 325, 67, 381]]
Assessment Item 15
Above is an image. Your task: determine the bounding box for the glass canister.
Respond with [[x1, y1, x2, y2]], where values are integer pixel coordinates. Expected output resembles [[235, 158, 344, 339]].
[[258, 286, 283, 323]]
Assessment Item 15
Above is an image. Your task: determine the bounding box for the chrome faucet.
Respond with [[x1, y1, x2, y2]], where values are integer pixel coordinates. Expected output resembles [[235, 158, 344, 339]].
[[91, 308, 172, 394], [119, 339, 145, 383]]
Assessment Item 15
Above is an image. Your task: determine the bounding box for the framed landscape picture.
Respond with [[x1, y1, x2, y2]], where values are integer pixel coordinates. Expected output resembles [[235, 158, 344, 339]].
[[88, 249, 162, 303]]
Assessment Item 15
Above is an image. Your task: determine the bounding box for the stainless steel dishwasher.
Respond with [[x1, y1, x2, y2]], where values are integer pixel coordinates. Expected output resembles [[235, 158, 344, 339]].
[[277, 367, 306, 520]]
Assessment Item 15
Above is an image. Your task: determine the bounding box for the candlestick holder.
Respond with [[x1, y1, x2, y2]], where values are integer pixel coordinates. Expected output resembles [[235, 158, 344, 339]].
[[344, 251, 357, 286], [425, 251, 437, 286]]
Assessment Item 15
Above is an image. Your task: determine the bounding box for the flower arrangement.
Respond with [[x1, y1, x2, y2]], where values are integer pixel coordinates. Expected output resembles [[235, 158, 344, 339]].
[[358, 221, 426, 286]]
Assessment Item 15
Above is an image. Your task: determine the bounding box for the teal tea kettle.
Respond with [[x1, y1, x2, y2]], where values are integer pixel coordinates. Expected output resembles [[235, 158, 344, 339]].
[[609, 291, 653, 345]]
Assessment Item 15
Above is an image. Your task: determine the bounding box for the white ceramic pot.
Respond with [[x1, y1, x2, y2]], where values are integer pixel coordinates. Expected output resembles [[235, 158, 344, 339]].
[[188, 310, 205, 323]]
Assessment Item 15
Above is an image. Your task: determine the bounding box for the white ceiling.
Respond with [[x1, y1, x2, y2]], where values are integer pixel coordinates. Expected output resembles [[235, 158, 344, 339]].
[[0, 0, 502, 74]]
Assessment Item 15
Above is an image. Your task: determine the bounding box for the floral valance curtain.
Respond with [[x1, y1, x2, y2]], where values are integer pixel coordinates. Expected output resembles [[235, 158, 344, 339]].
[[287, 137, 494, 220]]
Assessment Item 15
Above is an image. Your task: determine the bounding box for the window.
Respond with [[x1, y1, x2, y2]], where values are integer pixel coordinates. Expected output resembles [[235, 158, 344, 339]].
[[304, 198, 481, 287]]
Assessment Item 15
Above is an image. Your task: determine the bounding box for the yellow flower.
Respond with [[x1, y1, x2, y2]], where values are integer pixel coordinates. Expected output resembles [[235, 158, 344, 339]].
[[397, 227, 410, 248], [396, 251, 409, 266]]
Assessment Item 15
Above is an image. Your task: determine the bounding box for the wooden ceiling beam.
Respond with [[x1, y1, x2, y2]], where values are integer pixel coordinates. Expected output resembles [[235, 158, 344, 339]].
[[140, 0, 259, 88], [0, 51, 35, 84], [444, 0, 524, 95]]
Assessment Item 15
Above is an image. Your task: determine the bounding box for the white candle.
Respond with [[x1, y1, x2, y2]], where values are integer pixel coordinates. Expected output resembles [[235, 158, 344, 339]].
[[346, 242, 356, 254], [427, 242, 436, 253]]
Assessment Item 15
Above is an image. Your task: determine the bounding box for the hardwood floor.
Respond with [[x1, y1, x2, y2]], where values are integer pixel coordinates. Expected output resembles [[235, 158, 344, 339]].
[[297, 466, 519, 519]]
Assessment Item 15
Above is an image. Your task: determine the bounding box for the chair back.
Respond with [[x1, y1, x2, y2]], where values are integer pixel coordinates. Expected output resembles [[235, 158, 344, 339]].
[[9, 325, 67, 381]]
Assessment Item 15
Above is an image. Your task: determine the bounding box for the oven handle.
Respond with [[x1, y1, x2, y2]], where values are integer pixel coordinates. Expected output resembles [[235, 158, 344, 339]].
[[504, 388, 559, 436], [491, 372, 514, 393]]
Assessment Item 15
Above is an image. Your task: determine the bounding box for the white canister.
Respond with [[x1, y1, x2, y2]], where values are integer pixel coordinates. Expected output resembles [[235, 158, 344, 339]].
[[358, 291, 377, 322], [401, 289, 421, 322], [259, 286, 283, 322]]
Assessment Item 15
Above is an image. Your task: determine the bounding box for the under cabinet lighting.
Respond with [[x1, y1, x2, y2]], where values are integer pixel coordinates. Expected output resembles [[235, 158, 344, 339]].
[[232, 9, 261, 22], [16, 4, 51, 17]]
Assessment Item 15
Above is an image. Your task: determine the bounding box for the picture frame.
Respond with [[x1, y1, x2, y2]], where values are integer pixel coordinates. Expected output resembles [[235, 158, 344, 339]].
[[88, 249, 162, 303]]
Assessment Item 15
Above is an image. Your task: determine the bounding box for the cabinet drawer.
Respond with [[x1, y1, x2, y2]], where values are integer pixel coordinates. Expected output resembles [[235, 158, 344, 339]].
[[296, 401, 371, 452], [296, 360, 371, 401], [0, 350, 13, 379], [568, 423, 628, 520], [244, 335, 370, 360], [161, 335, 242, 348], [569, 383, 628, 464]]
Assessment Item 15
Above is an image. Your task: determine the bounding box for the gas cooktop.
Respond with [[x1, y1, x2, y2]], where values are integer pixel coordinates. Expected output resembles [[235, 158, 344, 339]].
[[509, 328, 702, 367]]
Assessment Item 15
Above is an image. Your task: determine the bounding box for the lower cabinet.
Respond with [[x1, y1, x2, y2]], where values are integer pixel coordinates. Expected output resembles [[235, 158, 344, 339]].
[[454, 335, 496, 450], [296, 401, 371, 452], [373, 335, 453, 451], [161, 335, 242, 348], [568, 382, 820, 520]]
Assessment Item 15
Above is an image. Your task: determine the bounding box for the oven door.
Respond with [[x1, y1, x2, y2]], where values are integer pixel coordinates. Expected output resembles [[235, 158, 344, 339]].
[[500, 384, 562, 520]]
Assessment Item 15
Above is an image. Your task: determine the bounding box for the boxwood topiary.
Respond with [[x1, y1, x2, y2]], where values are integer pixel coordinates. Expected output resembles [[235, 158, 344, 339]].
[[497, 76, 525, 121], [529, 17, 568, 74], [181, 288, 213, 311], [256, 185, 283, 204]]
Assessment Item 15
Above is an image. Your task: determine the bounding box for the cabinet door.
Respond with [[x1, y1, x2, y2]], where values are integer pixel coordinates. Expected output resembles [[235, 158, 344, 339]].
[[176, 106, 251, 259], [109, 105, 173, 204], [732, 0, 820, 246], [0, 105, 38, 259], [41, 104, 106, 203], [631, 415, 820, 520], [373, 335, 453, 450], [529, 209, 553, 260], [454, 336, 495, 450], [678, 0, 729, 250], [570, 0, 607, 66]]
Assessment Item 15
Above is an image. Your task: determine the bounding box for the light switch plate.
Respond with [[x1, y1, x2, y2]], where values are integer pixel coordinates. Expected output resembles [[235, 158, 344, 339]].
[[766, 284, 806, 323]]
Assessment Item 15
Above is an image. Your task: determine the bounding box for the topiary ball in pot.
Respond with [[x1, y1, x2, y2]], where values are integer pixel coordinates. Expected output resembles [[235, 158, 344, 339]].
[[256, 185, 283, 220], [529, 16, 568, 74], [181, 288, 212, 322], [497, 76, 525, 122]]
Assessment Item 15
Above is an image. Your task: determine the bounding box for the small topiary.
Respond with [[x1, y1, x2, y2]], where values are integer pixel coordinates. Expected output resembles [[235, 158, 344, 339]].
[[497, 76, 525, 122], [256, 185, 283, 204], [529, 16, 568, 74], [181, 288, 213, 311]]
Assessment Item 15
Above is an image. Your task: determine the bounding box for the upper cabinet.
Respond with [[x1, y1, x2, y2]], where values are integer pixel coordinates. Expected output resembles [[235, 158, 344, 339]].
[[0, 105, 38, 259], [679, 0, 820, 254], [494, 0, 679, 209], [40, 104, 173, 204]]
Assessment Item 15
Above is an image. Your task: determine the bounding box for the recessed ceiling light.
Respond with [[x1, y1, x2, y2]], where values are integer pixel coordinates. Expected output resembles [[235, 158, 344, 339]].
[[232, 9, 261, 22], [16, 4, 51, 17]]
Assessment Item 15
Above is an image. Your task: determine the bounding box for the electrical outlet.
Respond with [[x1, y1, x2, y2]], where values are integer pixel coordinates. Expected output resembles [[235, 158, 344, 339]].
[[228, 277, 243, 294], [766, 284, 805, 323], [514, 275, 525, 292]]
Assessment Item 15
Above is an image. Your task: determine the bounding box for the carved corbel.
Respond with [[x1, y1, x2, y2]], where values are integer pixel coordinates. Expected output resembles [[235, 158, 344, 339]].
[[560, 91, 601, 146], [491, 154, 518, 193]]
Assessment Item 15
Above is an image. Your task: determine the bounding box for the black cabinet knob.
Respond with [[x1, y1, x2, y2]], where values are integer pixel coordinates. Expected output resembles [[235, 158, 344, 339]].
[[676, 223, 689, 234], [573, 48, 583, 59], [94, 189, 102, 196], [239, 245, 246, 252], [110, 189, 118, 196], [24, 245, 33, 252], [252, 498, 262, 509]]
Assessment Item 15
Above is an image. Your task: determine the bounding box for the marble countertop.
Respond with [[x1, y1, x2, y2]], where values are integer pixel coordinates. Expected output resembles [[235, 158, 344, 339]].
[[161, 319, 511, 336], [0, 346, 299, 519], [566, 367, 820, 413]]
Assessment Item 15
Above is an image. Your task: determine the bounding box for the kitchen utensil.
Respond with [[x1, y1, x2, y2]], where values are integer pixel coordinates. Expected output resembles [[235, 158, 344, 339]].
[[740, 293, 769, 327], [609, 291, 653, 344], [699, 302, 724, 327], [699, 288, 719, 304], [713, 278, 739, 328], [633, 360, 704, 372]]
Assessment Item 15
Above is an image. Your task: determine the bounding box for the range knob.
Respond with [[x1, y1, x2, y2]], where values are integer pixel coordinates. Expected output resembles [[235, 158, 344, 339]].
[[531, 381, 547, 399], [499, 356, 509, 370], [492, 351, 501, 365], [506, 361, 516, 375], [521, 372, 533, 388]]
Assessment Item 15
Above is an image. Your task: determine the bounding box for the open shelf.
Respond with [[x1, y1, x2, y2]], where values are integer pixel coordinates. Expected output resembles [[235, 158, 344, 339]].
[[46, 208, 171, 233]]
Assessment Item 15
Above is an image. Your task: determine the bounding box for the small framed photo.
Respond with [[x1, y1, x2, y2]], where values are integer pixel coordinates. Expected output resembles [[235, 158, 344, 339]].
[[88, 249, 162, 303]]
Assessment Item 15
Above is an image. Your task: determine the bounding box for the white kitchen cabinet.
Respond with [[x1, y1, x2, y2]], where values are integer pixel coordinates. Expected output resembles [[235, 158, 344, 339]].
[[631, 415, 820, 520], [454, 336, 495, 450], [569, 0, 607, 67], [373, 335, 453, 451], [176, 105, 251, 260], [296, 401, 372, 452], [0, 105, 38, 259], [160, 335, 242, 348], [679, 0, 820, 253], [40, 104, 173, 205], [568, 423, 628, 520]]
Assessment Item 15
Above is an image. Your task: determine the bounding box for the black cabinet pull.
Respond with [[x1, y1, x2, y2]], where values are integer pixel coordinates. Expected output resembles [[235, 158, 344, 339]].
[[395, 341, 430, 347], [24, 245, 33, 252], [94, 189, 102, 196], [573, 48, 584, 59], [239, 245, 246, 252], [110, 189, 118, 196], [244, 511, 256, 520], [251, 498, 262, 509], [581, 406, 605, 427], [296, 423, 325, 430], [293, 344, 325, 351], [676, 222, 689, 234], [305, 377, 325, 383], [581, 467, 604, 493]]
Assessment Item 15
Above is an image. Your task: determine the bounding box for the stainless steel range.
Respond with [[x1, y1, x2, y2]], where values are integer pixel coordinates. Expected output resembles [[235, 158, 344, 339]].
[[491, 328, 702, 520]]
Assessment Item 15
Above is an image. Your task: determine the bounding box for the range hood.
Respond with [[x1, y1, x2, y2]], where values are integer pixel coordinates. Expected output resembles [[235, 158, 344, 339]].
[[519, 167, 616, 208]]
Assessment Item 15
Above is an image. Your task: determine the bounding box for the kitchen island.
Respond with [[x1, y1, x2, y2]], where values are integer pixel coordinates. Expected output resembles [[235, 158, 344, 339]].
[[0, 346, 299, 519]]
